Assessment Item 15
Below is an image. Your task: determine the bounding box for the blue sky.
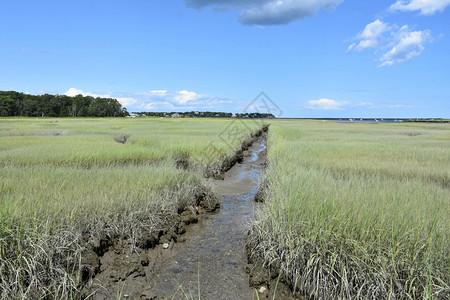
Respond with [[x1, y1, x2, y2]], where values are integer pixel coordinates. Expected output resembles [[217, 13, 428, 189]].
[[0, 0, 449, 118]]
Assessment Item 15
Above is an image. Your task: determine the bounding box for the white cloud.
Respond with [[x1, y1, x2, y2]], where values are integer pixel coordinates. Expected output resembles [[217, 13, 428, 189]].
[[64, 87, 97, 97], [305, 99, 411, 110], [64, 88, 137, 107], [347, 20, 390, 52], [134, 89, 233, 111], [379, 26, 431, 66], [138, 89, 202, 105], [147, 90, 168, 96], [380, 25, 431, 67], [348, 20, 432, 66], [140, 101, 176, 110], [356, 101, 413, 109], [357, 102, 375, 107], [386, 104, 412, 108], [115, 97, 137, 107], [389, 0, 450, 15], [64, 88, 236, 112], [185, 0, 343, 26], [172, 90, 200, 104], [306, 98, 349, 110]]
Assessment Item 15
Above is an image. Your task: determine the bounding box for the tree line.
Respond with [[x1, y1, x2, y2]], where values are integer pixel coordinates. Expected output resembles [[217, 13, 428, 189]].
[[0, 91, 129, 117], [0, 90, 277, 119]]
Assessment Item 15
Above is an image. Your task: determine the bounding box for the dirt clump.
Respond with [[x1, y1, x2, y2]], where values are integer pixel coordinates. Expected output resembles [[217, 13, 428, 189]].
[[108, 249, 148, 281], [245, 257, 302, 300]]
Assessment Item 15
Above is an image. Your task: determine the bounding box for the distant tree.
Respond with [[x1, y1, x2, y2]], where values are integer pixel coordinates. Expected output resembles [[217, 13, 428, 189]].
[[0, 91, 129, 117], [0, 95, 15, 116]]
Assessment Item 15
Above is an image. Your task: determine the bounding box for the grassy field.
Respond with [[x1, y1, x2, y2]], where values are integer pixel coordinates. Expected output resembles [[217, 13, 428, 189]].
[[0, 117, 262, 298], [248, 121, 449, 299], [0, 118, 261, 171], [2, 118, 448, 299]]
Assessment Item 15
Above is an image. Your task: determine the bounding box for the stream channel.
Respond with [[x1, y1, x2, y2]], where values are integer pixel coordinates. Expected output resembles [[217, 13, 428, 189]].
[[92, 133, 267, 299]]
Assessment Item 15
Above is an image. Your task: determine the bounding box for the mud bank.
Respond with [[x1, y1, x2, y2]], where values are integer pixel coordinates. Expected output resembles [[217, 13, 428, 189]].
[[80, 187, 219, 297], [80, 126, 268, 299]]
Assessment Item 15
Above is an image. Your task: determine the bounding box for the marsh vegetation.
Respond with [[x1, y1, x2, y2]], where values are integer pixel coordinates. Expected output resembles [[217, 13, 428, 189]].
[[1, 118, 448, 299], [0, 118, 262, 298], [248, 121, 449, 299]]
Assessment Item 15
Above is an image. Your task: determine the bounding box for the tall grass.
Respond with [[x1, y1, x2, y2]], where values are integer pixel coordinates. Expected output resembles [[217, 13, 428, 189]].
[[0, 117, 262, 298], [0, 164, 214, 298], [249, 121, 449, 299]]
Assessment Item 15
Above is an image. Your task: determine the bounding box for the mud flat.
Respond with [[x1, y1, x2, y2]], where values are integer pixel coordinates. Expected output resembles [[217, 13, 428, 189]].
[[85, 131, 268, 299]]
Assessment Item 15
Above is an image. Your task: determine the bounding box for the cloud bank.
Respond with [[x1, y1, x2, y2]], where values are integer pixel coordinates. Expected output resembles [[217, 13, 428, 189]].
[[64, 88, 233, 111], [306, 98, 349, 110], [137, 89, 232, 110], [184, 0, 343, 26], [348, 20, 432, 66]]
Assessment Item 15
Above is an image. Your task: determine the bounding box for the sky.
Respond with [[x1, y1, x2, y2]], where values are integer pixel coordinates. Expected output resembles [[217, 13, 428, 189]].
[[0, 0, 449, 118]]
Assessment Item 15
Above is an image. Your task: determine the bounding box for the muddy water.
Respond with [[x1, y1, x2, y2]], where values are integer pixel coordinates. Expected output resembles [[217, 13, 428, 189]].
[[137, 135, 267, 299]]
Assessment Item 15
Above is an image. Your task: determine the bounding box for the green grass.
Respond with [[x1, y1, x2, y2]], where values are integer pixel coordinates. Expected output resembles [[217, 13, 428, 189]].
[[0, 118, 261, 170], [1, 164, 211, 298], [4, 117, 447, 299], [0, 117, 263, 298], [249, 121, 450, 299]]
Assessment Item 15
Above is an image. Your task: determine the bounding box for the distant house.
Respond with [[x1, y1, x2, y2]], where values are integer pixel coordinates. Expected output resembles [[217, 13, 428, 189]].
[[127, 113, 138, 118], [171, 113, 180, 118]]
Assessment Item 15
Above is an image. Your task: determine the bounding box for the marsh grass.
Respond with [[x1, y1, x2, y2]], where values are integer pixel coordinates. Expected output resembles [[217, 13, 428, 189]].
[[0, 164, 214, 298], [249, 121, 450, 299], [0, 117, 262, 298], [0, 118, 260, 169]]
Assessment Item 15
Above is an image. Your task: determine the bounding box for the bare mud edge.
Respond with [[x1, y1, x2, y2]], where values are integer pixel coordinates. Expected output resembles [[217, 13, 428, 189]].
[[79, 126, 269, 299]]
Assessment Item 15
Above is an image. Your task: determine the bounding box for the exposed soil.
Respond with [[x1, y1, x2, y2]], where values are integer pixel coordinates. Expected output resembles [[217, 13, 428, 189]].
[[246, 243, 303, 300], [81, 128, 272, 299], [81, 190, 220, 299]]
